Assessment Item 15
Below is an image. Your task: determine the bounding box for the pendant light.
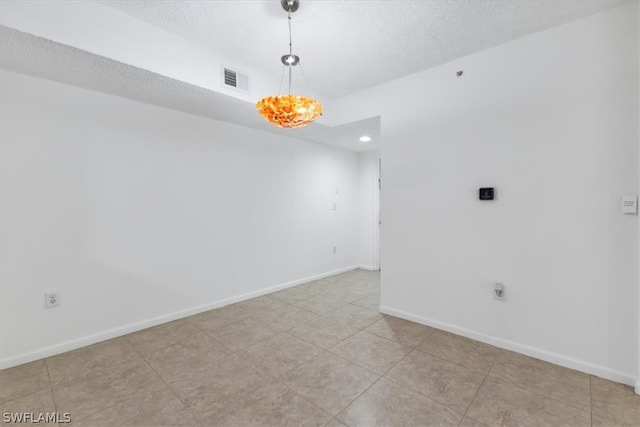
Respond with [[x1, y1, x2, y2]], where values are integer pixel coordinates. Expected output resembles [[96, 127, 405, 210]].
[[256, 0, 323, 129]]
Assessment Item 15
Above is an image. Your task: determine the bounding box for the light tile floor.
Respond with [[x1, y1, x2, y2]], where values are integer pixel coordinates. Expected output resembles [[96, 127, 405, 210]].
[[1, 269, 639, 426]]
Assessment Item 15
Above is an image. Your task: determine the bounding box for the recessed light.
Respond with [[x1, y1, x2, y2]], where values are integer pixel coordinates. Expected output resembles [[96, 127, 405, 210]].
[[359, 136, 372, 142]]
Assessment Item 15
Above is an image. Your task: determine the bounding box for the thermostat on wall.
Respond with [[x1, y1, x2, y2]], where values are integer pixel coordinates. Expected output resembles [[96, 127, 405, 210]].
[[479, 187, 494, 200], [622, 195, 638, 214]]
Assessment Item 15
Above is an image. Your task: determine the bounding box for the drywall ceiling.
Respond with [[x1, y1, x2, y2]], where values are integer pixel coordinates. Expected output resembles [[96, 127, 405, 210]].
[[103, 0, 629, 101]]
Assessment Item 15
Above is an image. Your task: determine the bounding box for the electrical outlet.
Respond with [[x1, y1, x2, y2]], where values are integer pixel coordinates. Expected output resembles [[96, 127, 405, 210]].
[[45, 291, 60, 308], [493, 283, 505, 301], [332, 246, 337, 254]]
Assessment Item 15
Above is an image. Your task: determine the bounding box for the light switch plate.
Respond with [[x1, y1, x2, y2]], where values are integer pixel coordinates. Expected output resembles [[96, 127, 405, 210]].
[[622, 195, 638, 214]]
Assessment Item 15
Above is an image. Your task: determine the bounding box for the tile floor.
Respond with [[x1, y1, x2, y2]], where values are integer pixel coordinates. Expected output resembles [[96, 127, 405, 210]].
[[1, 269, 639, 426]]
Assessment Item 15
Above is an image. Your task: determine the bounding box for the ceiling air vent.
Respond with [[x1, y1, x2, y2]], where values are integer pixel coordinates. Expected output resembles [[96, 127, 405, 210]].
[[222, 67, 249, 92]]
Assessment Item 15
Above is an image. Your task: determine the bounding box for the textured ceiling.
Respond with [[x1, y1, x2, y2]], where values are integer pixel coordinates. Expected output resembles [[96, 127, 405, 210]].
[[1, 1, 630, 152], [102, 0, 629, 101]]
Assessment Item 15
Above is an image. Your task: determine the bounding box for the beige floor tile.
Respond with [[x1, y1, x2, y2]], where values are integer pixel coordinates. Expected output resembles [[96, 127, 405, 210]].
[[145, 333, 232, 382], [591, 415, 638, 427], [232, 295, 287, 315], [257, 305, 319, 331], [46, 337, 145, 387], [239, 332, 322, 378], [210, 317, 280, 351], [200, 382, 331, 427], [385, 350, 485, 413], [126, 318, 202, 356], [417, 331, 497, 373], [270, 287, 318, 304], [329, 331, 411, 375], [351, 294, 380, 311], [324, 304, 383, 329], [0, 360, 50, 404], [71, 385, 197, 427], [346, 282, 380, 295], [591, 376, 640, 426], [282, 351, 379, 416], [297, 279, 336, 294], [1, 389, 56, 425], [324, 418, 347, 427], [458, 416, 489, 427], [289, 317, 359, 349], [466, 377, 590, 426], [188, 305, 252, 331], [54, 364, 165, 421], [364, 316, 434, 347], [293, 294, 348, 315], [489, 350, 590, 411], [336, 377, 462, 427], [168, 354, 273, 421], [322, 287, 377, 303]]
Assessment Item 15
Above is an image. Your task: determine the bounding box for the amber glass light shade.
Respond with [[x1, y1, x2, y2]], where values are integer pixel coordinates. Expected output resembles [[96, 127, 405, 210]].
[[256, 94, 323, 129]]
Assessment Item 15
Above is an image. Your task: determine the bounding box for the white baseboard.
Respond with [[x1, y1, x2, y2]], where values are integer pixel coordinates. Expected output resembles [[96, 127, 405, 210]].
[[379, 305, 637, 389], [357, 265, 379, 271], [0, 265, 359, 370]]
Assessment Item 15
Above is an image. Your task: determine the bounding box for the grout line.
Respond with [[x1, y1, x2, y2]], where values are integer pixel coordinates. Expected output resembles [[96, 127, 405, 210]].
[[411, 343, 492, 376], [42, 358, 58, 413], [335, 375, 385, 420], [460, 374, 488, 426], [461, 358, 495, 422], [126, 335, 187, 405], [379, 348, 470, 421], [487, 375, 592, 415]]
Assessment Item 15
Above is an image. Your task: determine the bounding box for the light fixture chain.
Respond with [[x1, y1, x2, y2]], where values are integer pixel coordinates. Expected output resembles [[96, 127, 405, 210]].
[[288, 11, 293, 57], [288, 10, 293, 94], [289, 60, 293, 94]]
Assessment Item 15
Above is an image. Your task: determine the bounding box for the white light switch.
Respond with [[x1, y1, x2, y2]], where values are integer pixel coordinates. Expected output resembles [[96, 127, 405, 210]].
[[622, 195, 638, 214]]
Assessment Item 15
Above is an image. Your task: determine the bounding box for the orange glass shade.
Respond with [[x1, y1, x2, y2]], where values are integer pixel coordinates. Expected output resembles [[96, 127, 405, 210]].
[[256, 94, 323, 129]]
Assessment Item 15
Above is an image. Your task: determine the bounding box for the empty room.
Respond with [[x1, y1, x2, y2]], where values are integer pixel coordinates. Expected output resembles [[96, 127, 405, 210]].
[[1, 0, 639, 425]]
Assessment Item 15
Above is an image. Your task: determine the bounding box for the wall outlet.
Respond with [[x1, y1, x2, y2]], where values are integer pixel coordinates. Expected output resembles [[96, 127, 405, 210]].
[[45, 291, 60, 308], [332, 246, 337, 254], [494, 283, 505, 301]]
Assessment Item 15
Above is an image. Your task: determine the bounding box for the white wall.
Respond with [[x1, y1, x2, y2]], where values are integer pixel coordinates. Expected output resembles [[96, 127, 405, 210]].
[[637, 0, 640, 395], [0, 71, 360, 367], [356, 151, 380, 270], [331, 3, 640, 385]]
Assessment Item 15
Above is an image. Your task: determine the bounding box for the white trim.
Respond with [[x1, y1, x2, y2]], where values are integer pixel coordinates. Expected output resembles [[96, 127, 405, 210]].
[[0, 265, 359, 370], [357, 265, 378, 271], [636, 380, 640, 395], [374, 155, 381, 270], [379, 305, 637, 387]]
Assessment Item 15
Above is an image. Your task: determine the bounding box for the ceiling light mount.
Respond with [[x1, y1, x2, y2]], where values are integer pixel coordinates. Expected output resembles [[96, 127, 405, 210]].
[[281, 54, 300, 66], [281, 0, 299, 13], [257, 0, 322, 129]]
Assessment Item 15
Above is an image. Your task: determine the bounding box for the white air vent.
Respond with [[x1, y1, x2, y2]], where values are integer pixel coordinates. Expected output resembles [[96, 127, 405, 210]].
[[222, 67, 249, 92]]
